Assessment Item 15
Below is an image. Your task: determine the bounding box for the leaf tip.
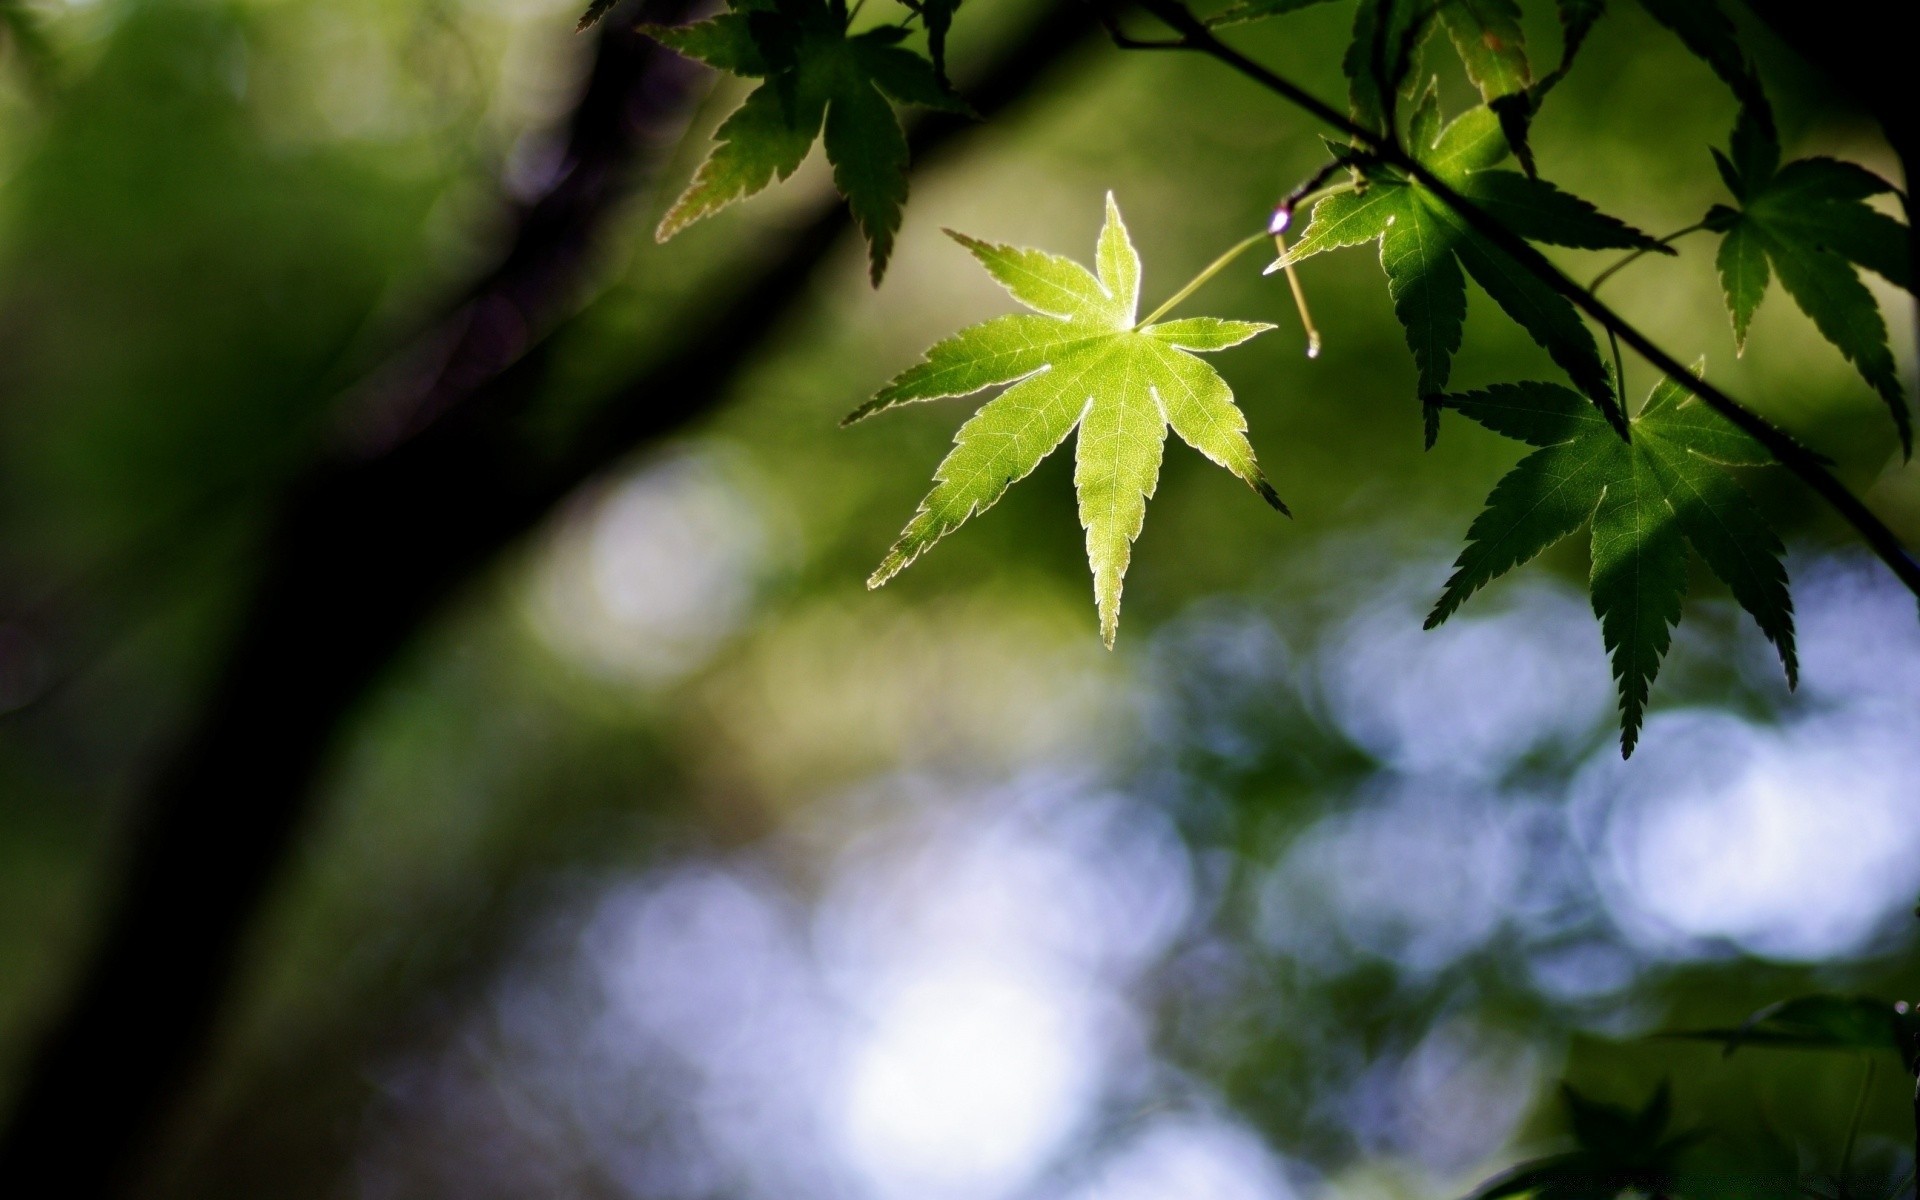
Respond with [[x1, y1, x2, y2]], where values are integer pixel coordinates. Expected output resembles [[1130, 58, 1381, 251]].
[[1253, 475, 1290, 516], [840, 401, 880, 428]]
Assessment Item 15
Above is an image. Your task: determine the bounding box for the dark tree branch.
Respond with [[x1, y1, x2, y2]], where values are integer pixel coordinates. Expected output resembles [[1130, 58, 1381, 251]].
[[0, 2, 1099, 1194], [1123, 0, 1920, 606]]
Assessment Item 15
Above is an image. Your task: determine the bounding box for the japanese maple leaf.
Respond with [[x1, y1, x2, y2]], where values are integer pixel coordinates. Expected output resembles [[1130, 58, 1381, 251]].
[[645, 0, 967, 284], [847, 194, 1285, 646], [1468, 1083, 1696, 1200], [1276, 96, 1666, 443], [1707, 106, 1915, 455], [1432, 367, 1795, 755]]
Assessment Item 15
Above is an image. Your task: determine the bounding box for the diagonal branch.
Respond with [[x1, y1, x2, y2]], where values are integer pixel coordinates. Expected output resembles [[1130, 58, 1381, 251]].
[[1124, 0, 1920, 606], [0, 2, 1101, 1195]]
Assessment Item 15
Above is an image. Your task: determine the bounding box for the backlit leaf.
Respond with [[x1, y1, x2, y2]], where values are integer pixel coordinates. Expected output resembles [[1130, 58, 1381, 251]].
[[853, 195, 1283, 645]]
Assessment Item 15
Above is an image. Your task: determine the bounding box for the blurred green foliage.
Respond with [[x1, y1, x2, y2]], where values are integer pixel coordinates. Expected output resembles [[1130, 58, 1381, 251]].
[[0, 0, 1914, 1196]]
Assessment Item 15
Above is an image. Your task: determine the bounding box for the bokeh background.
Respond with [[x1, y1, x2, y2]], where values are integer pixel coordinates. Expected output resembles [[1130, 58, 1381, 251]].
[[1, 0, 1917, 1195]]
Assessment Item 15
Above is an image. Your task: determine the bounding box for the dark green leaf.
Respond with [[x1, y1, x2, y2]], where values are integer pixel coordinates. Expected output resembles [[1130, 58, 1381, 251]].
[[1343, 0, 1433, 134], [649, 0, 966, 283], [576, 0, 621, 32], [852, 34, 973, 113], [1762, 225, 1908, 452], [1456, 171, 1674, 251], [1382, 191, 1466, 399], [1708, 130, 1913, 453], [1493, 0, 1606, 174], [912, 0, 960, 85], [646, 13, 773, 75], [1284, 104, 1649, 436], [1715, 221, 1768, 351], [1591, 450, 1687, 752], [1434, 369, 1795, 754], [1468, 1083, 1689, 1200], [1553, 0, 1606, 71], [1662, 994, 1912, 1057], [1433, 198, 1621, 433], [1438, 0, 1530, 104], [1729, 102, 1778, 190]]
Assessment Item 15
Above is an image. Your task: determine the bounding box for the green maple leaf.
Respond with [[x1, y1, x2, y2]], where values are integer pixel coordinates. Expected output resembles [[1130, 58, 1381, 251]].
[[1431, 366, 1796, 756], [1437, 0, 1529, 107], [1661, 993, 1919, 1060], [646, 0, 968, 284], [898, 0, 960, 85], [1469, 1083, 1695, 1200], [848, 194, 1285, 646], [1341, 0, 1435, 134], [1706, 112, 1915, 455], [1277, 99, 1663, 442]]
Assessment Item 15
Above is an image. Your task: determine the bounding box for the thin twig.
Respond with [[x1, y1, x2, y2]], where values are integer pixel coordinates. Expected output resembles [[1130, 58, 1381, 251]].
[[1590, 221, 1710, 294], [1122, 0, 1920, 605]]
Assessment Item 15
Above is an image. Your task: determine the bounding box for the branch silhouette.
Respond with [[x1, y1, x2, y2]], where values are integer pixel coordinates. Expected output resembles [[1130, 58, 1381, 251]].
[[0, 1, 1099, 1193]]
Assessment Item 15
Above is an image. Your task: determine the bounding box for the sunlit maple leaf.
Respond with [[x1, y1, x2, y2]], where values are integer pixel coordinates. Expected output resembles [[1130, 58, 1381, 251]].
[[849, 194, 1285, 645]]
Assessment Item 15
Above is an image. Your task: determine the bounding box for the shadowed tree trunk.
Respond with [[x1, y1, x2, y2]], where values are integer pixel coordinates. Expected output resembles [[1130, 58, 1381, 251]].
[[0, 1, 1099, 1193]]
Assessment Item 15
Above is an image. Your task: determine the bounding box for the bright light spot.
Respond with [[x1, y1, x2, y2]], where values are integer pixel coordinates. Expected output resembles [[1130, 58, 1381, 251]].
[[1383, 1019, 1544, 1172], [840, 956, 1097, 1199], [357, 778, 1197, 1199], [1319, 579, 1612, 777], [1063, 1115, 1299, 1200], [531, 448, 765, 686], [1585, 708, 1920, 959], [1261, 784, 1526, 975]]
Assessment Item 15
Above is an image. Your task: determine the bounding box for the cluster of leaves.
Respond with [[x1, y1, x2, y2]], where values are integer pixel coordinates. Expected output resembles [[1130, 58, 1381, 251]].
[[560, 0, 1919, 1191], [1466, 993, 1920, 1199], [1242, 0, 1912, 752], [585, 0, 969, 283], [568, 0, 1916, 756], [776, 0, 1915, 757], [1273, 92, 1660, 442]]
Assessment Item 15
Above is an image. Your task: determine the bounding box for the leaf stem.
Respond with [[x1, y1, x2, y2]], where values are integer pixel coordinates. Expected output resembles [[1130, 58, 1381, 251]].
[[1138, 230, 1268, 327], [1590, 222, 1710, 294], [1273, 231, 1322, 357], [1110, 0, 1920, 607]]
